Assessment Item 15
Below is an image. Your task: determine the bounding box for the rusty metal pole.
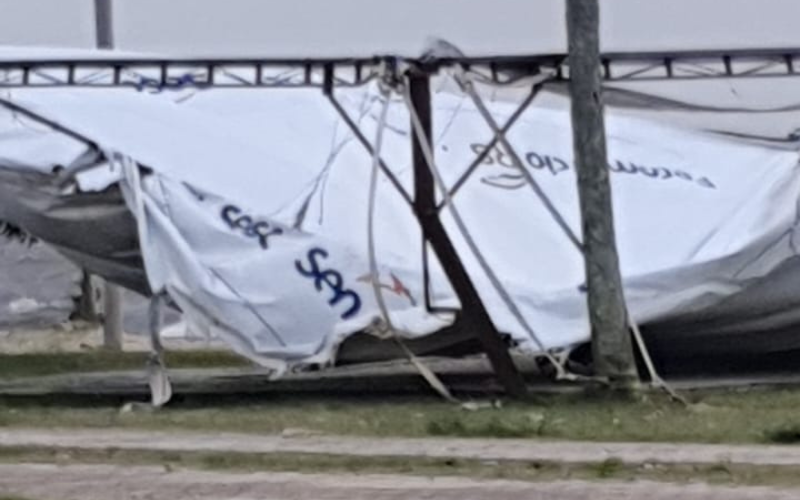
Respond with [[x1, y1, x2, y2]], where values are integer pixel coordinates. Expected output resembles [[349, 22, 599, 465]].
[[566, 0, 638, 389], [407, 71, 527, 398]]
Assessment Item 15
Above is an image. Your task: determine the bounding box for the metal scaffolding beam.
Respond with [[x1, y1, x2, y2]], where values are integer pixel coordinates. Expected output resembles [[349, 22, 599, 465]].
[[3, 47, 800, 90]]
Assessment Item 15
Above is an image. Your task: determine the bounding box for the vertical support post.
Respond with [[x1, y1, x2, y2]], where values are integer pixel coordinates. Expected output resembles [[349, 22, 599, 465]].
[[101, 282, 123, 351], [566, 0, 638, 388], [74, 271, 99, 322], [408, 71, 527, 397], [94, 0, 114, 50], [102, 283, 123, 351], [94, 0, 124, 350]]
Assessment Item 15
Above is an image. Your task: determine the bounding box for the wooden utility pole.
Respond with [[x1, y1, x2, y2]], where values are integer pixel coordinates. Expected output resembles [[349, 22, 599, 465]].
[[566, 0, 638, 388], [94, 0, 124, 351]]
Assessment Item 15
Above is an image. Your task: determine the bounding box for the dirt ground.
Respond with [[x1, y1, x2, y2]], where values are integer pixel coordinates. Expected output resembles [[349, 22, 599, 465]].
[[3, 327, 800, 499], [0, 463, 798, 500], [0, 323, 224, 354], [0, 428, 800, 499]]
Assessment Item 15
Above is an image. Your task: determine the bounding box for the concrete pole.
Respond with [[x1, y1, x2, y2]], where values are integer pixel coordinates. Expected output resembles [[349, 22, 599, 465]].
[[102, 283, 123, 351], [566, 0, 638, 389], [94, 0, 114, 49], [94, 0, 124, 351]]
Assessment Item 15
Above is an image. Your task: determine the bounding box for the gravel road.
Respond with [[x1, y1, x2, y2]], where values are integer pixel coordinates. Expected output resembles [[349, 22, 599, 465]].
[[1, 463, 798, 500]]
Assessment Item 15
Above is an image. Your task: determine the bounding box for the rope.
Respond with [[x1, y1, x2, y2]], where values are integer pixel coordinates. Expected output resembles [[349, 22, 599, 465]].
[[365, 78, 460, 404], [630, 319, 687, 404], [146, 292, 173, 408], [366, 86, 395, 339]]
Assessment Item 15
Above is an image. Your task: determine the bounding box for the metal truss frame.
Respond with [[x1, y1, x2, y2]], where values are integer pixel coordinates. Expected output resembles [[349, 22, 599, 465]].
[[3, 47, 800, 89]]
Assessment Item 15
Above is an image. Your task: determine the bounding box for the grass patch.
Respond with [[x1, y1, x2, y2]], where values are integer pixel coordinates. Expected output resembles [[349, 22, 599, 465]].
[[0, 445, 798, 488], [1, 388, 800, 444], [593, 457, 625, 478], [0, 351, 250, 379], [427, 412, 546, 438], [4, 352, 800, 445]]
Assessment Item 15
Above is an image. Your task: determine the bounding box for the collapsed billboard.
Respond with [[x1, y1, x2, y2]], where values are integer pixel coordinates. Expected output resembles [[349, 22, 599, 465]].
[[2, 49, 800, 375]]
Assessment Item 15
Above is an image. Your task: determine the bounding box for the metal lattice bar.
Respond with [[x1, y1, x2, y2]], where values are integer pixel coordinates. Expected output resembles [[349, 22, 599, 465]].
[[3, 48, 800, 89]]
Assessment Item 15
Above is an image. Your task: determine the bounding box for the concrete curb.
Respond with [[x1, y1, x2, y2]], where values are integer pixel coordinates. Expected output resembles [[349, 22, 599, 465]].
[[1, 428, 799, 466]]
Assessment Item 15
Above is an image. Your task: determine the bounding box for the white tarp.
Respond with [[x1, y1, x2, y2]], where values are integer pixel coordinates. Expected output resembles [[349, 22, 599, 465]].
[[2, 65, 800, 373]]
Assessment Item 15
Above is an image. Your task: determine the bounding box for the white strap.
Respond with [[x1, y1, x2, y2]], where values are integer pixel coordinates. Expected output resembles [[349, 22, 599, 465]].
[[364, 80, 460, 404]]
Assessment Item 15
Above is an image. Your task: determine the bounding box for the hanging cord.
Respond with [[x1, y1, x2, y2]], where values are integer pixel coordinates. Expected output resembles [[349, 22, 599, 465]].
[[453, 67, 683, 401], [107, 151, 174, 409], [146, 292, 173, 408], [365, 75, 461, 404], [398, 73, 588, 383], [630, 319, 687, 404], [365, 83, 398, 339]]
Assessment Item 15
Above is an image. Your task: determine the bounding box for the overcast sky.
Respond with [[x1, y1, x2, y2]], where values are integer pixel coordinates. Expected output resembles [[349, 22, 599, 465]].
[[1, 0, 799, 56]]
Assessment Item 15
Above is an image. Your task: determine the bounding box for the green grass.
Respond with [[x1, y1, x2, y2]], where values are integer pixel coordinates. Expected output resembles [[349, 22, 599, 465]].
[[0, 351, 251, 379], [427, 411, 547, 438], [3, 352, 800, 445], [1, 388, 800, 444]]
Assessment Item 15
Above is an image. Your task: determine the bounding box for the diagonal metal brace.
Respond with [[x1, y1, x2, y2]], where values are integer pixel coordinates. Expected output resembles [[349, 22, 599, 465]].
[[325, 92, 414, 209], [454, 71, 584, 251], [439, 83, 542, 209]]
